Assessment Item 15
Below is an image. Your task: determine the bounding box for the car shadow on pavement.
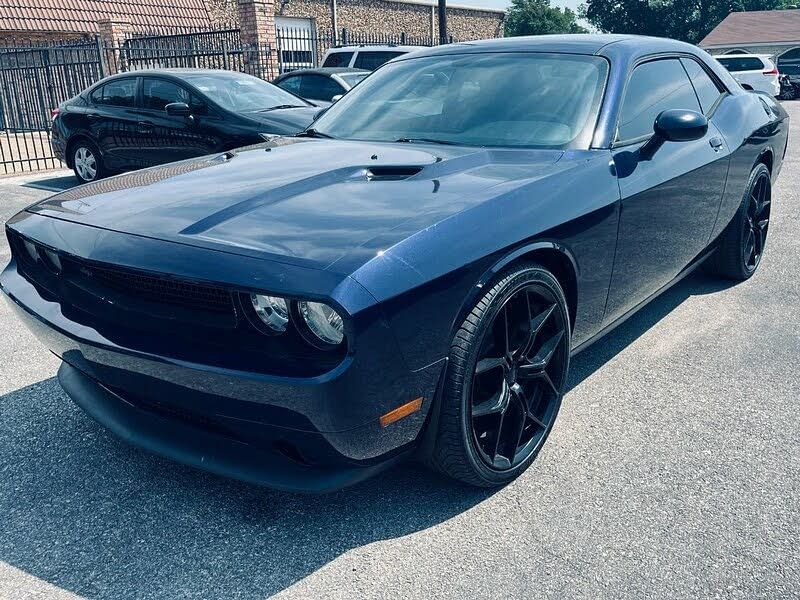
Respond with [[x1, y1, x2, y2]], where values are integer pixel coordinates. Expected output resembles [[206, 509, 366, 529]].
[[0, 270, 734, 599], [566, 270, 734, 392]]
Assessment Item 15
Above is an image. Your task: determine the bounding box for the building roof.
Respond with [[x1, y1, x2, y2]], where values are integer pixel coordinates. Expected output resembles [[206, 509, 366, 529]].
[[0, 0, 213, 35], [700, 9, 800, 48]]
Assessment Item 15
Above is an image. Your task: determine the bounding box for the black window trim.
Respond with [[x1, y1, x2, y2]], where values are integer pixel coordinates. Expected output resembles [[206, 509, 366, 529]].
[[611, 53, 730, 149]]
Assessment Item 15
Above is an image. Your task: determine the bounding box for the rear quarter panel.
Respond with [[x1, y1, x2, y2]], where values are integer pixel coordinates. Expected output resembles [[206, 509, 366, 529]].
[[709, 92, 789, 241]]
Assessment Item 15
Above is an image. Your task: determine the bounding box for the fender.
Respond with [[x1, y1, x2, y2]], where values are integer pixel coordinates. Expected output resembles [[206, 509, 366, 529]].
[[445, 240, 580, 344]]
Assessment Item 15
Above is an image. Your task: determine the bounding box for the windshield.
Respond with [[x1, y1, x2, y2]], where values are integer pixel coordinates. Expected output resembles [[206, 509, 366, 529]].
[[312, 52, 608, 148], [339, 72, 369, 88], [183, 73, 309, 112]]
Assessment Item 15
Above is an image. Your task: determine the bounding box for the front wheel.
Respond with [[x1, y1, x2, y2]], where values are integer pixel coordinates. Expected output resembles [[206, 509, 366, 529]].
[[428, 263, 571, 487], [71, 141, 105, 183]]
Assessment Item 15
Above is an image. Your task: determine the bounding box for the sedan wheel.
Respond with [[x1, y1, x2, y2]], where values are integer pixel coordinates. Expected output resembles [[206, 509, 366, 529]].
[[428, 263, 570, 487], [72, 144, 103, 183]]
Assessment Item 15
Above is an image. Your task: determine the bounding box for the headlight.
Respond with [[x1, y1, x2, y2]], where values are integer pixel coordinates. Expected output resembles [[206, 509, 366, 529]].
[[250, 293, 289, 333], [297, 301, 344, 346]]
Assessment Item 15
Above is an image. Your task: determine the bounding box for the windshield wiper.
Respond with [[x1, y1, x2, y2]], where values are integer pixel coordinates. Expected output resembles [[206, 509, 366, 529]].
[[394, 137, 461, 146], [259, 104, 306, 112], [296, 128, 335, 139]]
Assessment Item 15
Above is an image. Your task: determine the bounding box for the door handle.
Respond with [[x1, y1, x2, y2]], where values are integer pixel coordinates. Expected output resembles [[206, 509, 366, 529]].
[[86, 113, 100, 120], [709, 137, 723, 151]]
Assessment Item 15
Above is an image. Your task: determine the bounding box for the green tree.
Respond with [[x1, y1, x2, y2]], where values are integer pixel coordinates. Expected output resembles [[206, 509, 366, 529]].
[[579, 0, 787, 44], [505, 0, 588, 37]]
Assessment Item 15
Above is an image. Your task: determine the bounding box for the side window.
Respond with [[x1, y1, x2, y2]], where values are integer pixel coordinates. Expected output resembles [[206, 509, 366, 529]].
[[277, 75, 302, 94], [92, 79, 136, 107], [142, 78, 191, 111], [680, 58, 725, 114], [299, 75, 344, 101], [353, 51, 404, 70], [322, 52, 354, 68], [717, 57, 765, 72], [617, 58, 701, 143]]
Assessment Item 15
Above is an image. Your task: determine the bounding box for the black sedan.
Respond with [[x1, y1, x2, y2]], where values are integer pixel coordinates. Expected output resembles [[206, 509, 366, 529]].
[[51, 69, 320, 183], [273, 68, 369, 104], [3, 35, 787, 491]]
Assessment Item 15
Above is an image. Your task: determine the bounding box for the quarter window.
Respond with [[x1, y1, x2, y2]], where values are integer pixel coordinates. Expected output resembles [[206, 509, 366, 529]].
[[91, 79, 136, 107], [276, 75, 302, 94], [680, 58, 725, 114], [617, 58, 701, 142]]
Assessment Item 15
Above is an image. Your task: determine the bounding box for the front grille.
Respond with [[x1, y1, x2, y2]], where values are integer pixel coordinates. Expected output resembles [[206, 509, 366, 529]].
[[77, 262, 234, 314]]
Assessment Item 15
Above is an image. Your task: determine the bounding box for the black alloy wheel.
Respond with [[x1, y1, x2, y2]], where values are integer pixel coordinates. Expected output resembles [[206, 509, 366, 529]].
[[709, 163, 771, 280], [742, 170, 771, 272], [428, 263, 571, 487]]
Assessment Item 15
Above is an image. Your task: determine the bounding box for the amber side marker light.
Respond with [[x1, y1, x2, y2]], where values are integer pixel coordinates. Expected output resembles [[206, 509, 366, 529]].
[[379, 397, 423, 428]]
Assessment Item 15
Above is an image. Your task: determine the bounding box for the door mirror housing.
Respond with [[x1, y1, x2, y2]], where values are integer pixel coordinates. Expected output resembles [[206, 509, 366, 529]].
[[639, 109, 708, 161], [165, 102, 191, 117]]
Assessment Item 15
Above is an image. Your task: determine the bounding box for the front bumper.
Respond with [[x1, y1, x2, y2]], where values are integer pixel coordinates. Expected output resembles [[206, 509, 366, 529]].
[[1, 224, 444, 491]]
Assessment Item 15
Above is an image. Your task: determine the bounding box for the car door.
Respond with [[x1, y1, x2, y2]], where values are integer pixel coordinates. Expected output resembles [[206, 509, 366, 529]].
[[137, 77, 218, 167], [604, 56, 730, 324], [86, 78, 140, 170]]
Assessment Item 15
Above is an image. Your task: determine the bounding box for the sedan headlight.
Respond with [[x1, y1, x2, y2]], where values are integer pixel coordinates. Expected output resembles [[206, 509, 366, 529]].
[[296, 301, 344, 347], [250, 293, 289, 333]]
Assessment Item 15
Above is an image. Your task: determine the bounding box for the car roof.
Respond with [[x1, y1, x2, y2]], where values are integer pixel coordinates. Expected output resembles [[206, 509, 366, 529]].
[[96, 69, 265, 83], [277, 67, 369, 78], [715, 54, 770, 60], [326, 45, 424, 52], [399, 34, 704, 59]]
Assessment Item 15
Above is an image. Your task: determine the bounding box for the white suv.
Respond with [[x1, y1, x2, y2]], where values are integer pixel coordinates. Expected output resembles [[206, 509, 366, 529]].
[[321, 45, 426, 71], [715, 54, 780, 96]]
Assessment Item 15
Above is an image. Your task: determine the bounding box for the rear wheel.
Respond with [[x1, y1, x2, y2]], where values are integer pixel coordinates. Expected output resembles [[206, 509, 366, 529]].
[[71, 141, 105, 183], [709, 163, 771, 280], [428, 263, 570, 487]]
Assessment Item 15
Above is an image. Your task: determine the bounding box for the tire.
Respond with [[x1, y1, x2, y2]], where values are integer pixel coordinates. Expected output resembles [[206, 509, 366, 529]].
[[71, 140, 105, 183], [428, 263, 571, 487], [708, 163, 771, 281]]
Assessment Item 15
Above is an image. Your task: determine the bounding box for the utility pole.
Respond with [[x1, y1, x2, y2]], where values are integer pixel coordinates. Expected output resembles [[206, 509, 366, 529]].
[[438, 0, 447, 45]]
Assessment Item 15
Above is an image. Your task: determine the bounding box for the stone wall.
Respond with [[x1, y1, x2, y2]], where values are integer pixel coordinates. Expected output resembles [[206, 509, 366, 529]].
[[0, 30, 91, 46], [210, 0, 503, 41]]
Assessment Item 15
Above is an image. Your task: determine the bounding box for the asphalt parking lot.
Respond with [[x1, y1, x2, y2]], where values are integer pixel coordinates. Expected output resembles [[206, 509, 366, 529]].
[[1, 105, 799, 600]]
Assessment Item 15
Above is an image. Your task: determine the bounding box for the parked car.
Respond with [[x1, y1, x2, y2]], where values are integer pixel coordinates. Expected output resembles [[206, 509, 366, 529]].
[[273, 68, 369, 104], [715, 54, 780, 96], [3, 35, 787, 492], [320, 44, 425, 70], [51, 69, 320, 183]]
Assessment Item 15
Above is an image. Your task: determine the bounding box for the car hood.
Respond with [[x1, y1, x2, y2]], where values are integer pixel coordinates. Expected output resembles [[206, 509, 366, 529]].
[[245, 106, 320, 133], [29, 138, 565, 274]]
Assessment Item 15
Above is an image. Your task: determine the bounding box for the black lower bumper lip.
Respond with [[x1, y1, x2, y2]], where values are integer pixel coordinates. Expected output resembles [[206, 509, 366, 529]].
[[58, 361, 408, 493]]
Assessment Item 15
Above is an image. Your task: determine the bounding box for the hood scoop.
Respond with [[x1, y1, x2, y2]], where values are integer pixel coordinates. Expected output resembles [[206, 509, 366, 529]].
[[364, 165, 423, 181]]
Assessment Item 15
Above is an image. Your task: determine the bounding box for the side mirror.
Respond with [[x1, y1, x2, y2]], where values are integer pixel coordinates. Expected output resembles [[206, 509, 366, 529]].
[[165, 102, 191, 117], [331, 94, 343, 103], [639, 109, 708, 161]]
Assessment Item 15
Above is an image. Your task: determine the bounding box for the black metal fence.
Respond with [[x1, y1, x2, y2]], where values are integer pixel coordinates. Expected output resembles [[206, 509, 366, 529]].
[[0, 26, 447, 175]]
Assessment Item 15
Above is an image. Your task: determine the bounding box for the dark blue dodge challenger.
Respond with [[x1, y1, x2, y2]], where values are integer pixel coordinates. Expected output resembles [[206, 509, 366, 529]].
[[1, 35, 788, 491]]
